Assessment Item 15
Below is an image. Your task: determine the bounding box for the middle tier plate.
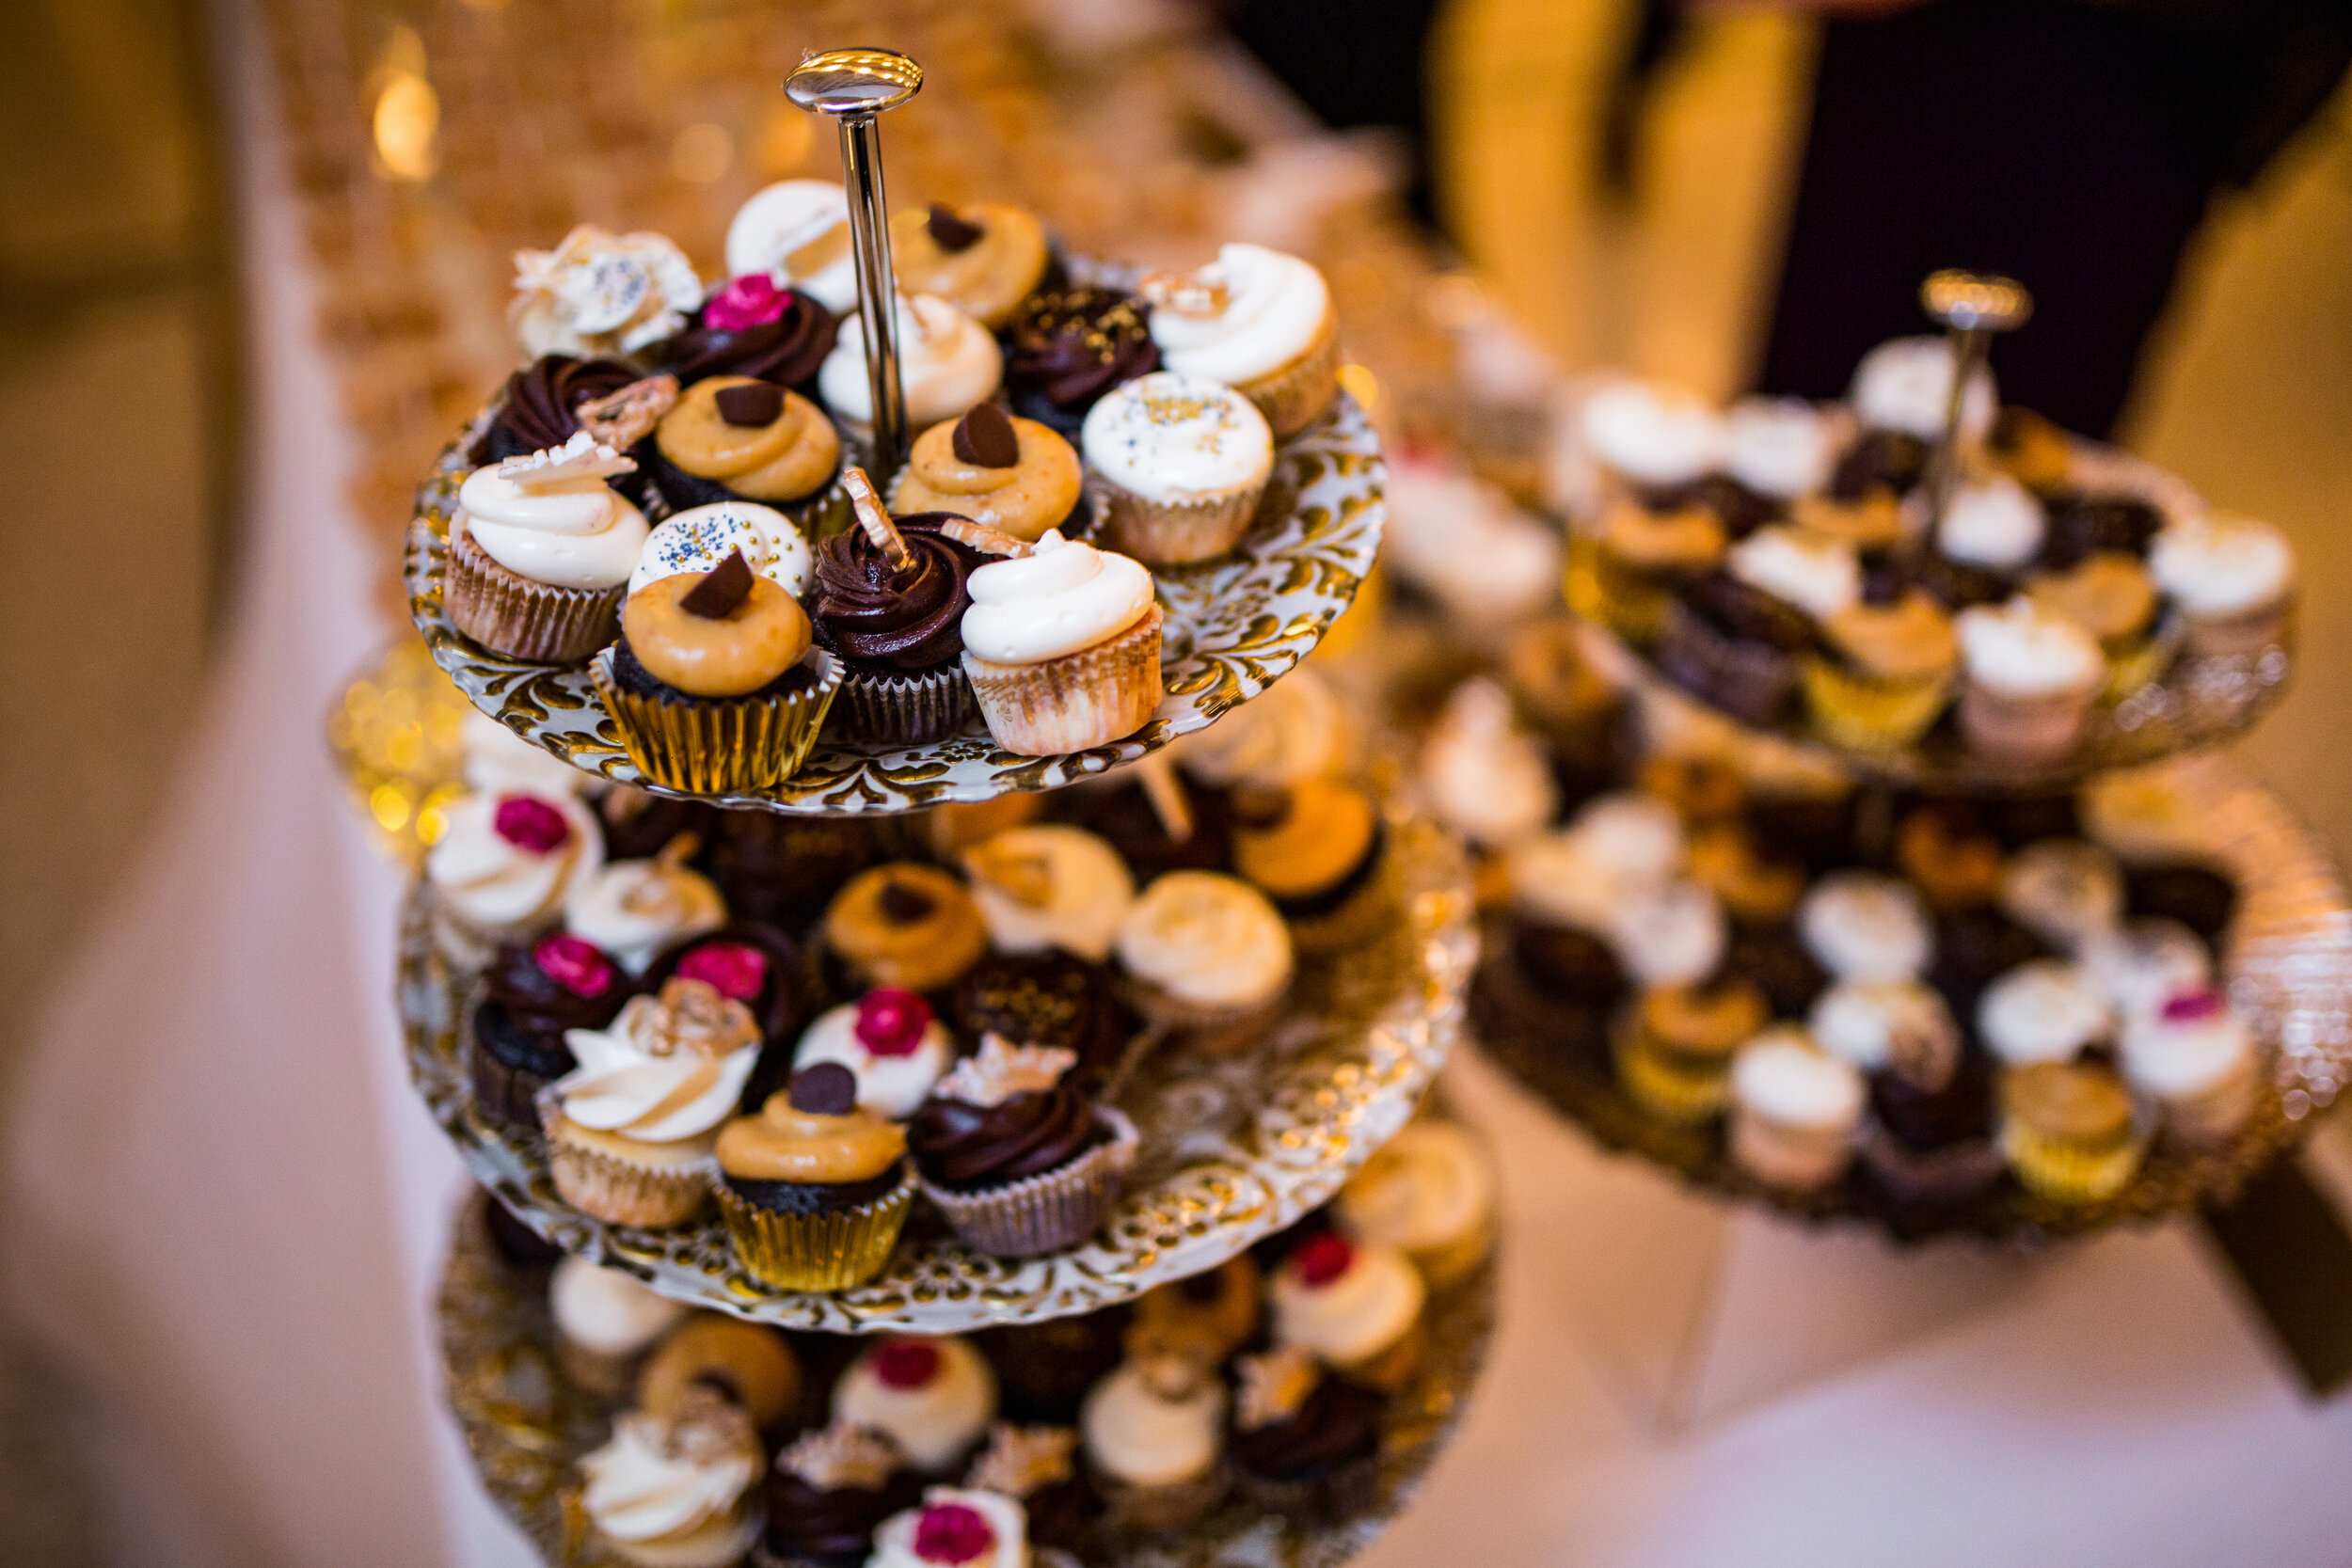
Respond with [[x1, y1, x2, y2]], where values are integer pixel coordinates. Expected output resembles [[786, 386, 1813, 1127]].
[[398, 814, 1475, 1331]]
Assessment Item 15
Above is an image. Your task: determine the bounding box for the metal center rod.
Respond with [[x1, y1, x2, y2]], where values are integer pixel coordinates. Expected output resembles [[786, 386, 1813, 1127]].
[[837, 111, 909, 478], [1922, 325, 1986, 532]]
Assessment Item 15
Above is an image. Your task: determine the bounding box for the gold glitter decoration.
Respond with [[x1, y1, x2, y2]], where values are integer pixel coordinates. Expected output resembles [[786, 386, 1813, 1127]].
[[326, 634, 471, 865]]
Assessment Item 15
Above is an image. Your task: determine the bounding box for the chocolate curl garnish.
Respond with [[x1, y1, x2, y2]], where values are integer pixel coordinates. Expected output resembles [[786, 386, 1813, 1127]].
[[576, 373, 678, 449], [714, 380, 786, 428], [679, 548, 757, 618], [926, 203, 985, 253], [936, 517, 1032, 558], [1137, 268, 1230, 317], [842, 466, 913, 571], [1135, 753, 1193, 844], [952, 402, 1022, 468]]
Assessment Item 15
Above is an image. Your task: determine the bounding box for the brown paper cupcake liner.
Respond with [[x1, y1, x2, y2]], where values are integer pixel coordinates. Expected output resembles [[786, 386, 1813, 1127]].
[[920, 1109, 1137, 1257], [539, 1095, 715, 1227], [463, 981, 563, 1132], [1094, 480, 1265, 565], [712, 1164, 917, 1289], [825, 660, 977, 746], [1957, 677, 2097, 765], [445, 517, 625, 663], [1238, 309, 1343, 439], [591, 647, 842, 794], [962, 604, 1165, 756], [1654, 600, 1799, 726]]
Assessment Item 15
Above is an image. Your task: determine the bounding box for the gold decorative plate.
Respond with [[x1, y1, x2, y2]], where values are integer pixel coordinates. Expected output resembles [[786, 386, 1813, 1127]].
[[405, 391, 1385, 817], [438, 1182, 1497, 1568], [1476, 754, 2350, 1244], [401, 815, 1475, 1329]]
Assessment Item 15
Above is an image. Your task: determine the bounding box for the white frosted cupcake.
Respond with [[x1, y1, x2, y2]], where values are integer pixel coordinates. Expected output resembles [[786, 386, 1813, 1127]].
[[833, 1336, 999, 1475], [868, 1487, 1030, 1568], [629, 499, 813, 599], [548, 1257, 689, 1398], [961, 824, 1136, 961], [1382, 457, 1564, 629], [577, 1394, 764, 1568], [2121, 990, 2261, 1148], [424, 788, 604, 963], [1579, 377, 1724, 495], [510, 224, 703, 361], [1954, 596, 2106, 765], [1336, 1120, 1498, 1289], [1724, 396, 1836, 503], [1728, 1029, 1865, 1191], [1978, 959, 2113, 1068], [1807, 978, 1960, 1077], [1081, 1354, 1231, 1530], [447, 435, 651, 663], [1849, 336, 1997, 443], [1176, 663, 1349, 793], [1144, 243, 1340, 437], [1797, 872, 1931, 984], [1610, 880, 1726, 990], [2149, 512, 2296, 657], [461, 708, 590, 800], [1081, 370, 1275, 564], [959, 529, 1164, 755], [1998, 840, 2123, 955], [1415, 678, 1559, 853], [724, 179, 858, 312], [818, 293, 1002, 448], [2081, 919, 2211, 1022], [790, 990, 954, 1119], [1937, 475, 2046, 572], [1270, 1231, 1427, 1389], [1115, 871, 1295, 1053], [565, 852, 726, 975]]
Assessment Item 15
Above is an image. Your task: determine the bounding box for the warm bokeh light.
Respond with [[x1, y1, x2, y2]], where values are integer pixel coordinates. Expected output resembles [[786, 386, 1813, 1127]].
[[753, 99, 815, 177], [373, 71, 439, 181], [1338, 361, 1381, 413], [670, 121, 733, 184], [328, 637, 470, 866]]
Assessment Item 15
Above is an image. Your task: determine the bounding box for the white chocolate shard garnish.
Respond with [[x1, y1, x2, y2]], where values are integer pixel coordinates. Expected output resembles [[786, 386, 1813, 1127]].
[[776, 1423, 902, 1492], [965, 1424, 1077, 1497], [1233, 1346, 1319, 1432], [936, 517, 1032, 558], [934, 1034, 1076, 1107], [498, 429, 638, 489], [1137, 268, 1231, 318], [842, 466, 913, 571], [577, 374, 679, 450]]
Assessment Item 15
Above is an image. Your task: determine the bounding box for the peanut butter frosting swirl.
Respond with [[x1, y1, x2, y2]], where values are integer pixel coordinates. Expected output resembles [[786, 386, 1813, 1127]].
[[1233, 779, 1377, 900], [655, 377, 840, 503], [1599, 500, 1725, 570], [888, 202, 1053, 330], [2026, 551, 2159, 643], [892, 416, 1084, 545], [716, 1088, 907, 1184], [1823, 591, 1960, 679]]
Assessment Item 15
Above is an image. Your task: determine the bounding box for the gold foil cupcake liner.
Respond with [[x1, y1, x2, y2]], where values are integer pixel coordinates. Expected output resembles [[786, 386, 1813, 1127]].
[[962, 604, 1165, 756], [712, 1164, 917, 1290], [1801, 657, 1955, 752], [2000, 1121, 2148, 1204], [1095, 481, 1266, 566], [1238, 309, 1343, 439], [919, 1109, 1138, 1257], [826, 659, 977, 745], [591, 647, 842, 793], [444, 518, 624, 663], [1611, 1019, 1734, 1125]]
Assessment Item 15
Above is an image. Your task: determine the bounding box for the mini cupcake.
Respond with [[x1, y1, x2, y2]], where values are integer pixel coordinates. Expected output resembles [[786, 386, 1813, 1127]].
[[893, 403, 1089, 545], [1614, 977, 1770, 1123], [1848, 336, 1997, 453], [640, 921, 808, 1099], [2080, 918, 2211, 1022], [1580, 377, 1725, 507], [1977, 959, 2112, 1068], [593, 549, 843, 794], [1812, 980, 1999, 1205], [1416, 678, 1561, 856], [834, 1336, 1000, 1474], [1952, 596, 2105, 766], [647, 375, 843, 515], [1893, 802, 2006, 912], [1336, 1120, 1498, 1289], [908, 1037, 1138, 1257], [1130, 1255, 1263, 1369], [548, 1256, 690, 1400], [822, 863, 990, 994], [2121, 990, 2260, 1150], [1727, 1029, 1866, 1192], [1114, 871, 1295, 1053], [1809, 978, 1961, 1080], [1998, 1061, 2147, 1203], [1377, 457, 1566, 634], [424, 788, 604, 963], [765, 1424, 919, 1568], [1006, 286, 1162, 439], [2026, 551, 2167, 697], [1719, 396, 1836, 533], [1226, 1344, 1386, 1528], [962, 1423, 1099, 1556], [655, 273, 838, 390], [1231, 779, 1393, 954], [1804, 584, 1959, 751], [712, 1064, 916, 1290], [959, 530, 1165, 756], [1988, 405, 2074, 493], [1797, 872, 1932, 984], [1269, 1231, 1426, 1391], [961, 825, 1136, 964], [634, 499, 814, 599], [1660, 525, 1856, 724], [866, 1487, 1029, 1568], [1501, 832, 1632, 1008], [818, 293, 1003, 450], [1998, 839, 2124, 955], [976, 1314, 1134, 1426], [725, 180, 859, 313], [2148, 513, 2295, 657], [813, 470, 993, 743], [510, 224, 701, 360], [1143, 243, 1340, 437], [543, 976, 764, 1227], [1935, 474, 2046, 582], [446, 434, 651, 663], [1686, 824, 1807, 928], [1610, 879, 1729, 993], [791, 990, 955, 1119], [889, 202, 1056, 330], [951, 951, 1139, 1093], [468, 932, 629, 1129], [1503, 621, 1635, 805], [1575, 498, 1726, 647], [638, 1314, 804, 1433], [1082, 370, 1275, 564], [566, 842, 726, 976], [1080, 1350, 1232, 1530], [577, 1391, 764, 1568]]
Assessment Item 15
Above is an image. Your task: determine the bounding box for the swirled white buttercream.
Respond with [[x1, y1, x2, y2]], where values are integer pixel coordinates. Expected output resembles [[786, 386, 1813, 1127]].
[[564, 859, 726, 974], [1271, 1241, 1425, 1366], [512, 225, 704, 359], [1580, 378, 1724, 487], [1798, 872, 1931, 983], [1337, 1122, 1495, 1257], [959, 529, 1155, 666], [1724, 397, 1836, 499], [2121, 999, 2254, 1099], [1381, 457, 1564, 625], [629, 501, 813, 597], [1177, 665, 1346, 789], [868, 1488, 1029, 1568], [462, 710, 590, 799], [578, 1407, 759, 1547], [725, 180, 860, 312], [426, 791, 604, 931], [555, 988, 760, 1141], [1611, 879, 1725, 989], [1081, 370, 1274, 504], [1938, 474, 2045, 568], [1978, 960, 2111, 1066], [457, 464, 649, 590], [1807, 979, 1953, 1074], [1955, 596, 2103, 695], [1567, 792, 1685, 887], [549, 1257, 689, 1357], [833, 1337, 998, 1474], [1147, 243, 1331, 386], [1081, 1363, 1226, 1488], [791, 1001, 953, 1120], [1849, 336, 1996, 441], [1116, 871, 1294, 1010], [1417, 678, 1558, 849], [1731, 1036, 1864, 1129], [1728, 525, 1861, 621], [2149, 513, 2293, 617], [961, 825, 1136, 961], [819, 293, 1001, 429]]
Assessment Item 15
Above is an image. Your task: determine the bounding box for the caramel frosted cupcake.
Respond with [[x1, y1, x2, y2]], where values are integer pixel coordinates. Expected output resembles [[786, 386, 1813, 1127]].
[[2148, 513, 2295, 657], [1998, 1060, 2146, 1203], [961, 825, 1136, 964], [818, 293, 1003, 449], [1685, 822, 1805, 928], [959, 529, 1165, 756], [1115, 871, 1295, 1053], [908, 1036, 1138, 1257], [1144, 243, 1340, 437], [1989, 404, 2075, 493], [713, 1063, 916, 1289], [893, 403, 1089, 545], [814, 473, 993, 743], [1006, 286, 1161, 438], [822, 863, 990, 994], [577, 1390, 764, 1568], [1576, 498, 1725, 647], [1614, 976, 1770, 1123], [1081, 370, 1274, 565], [1952, 596, 2105, 766], [1231, 779, 1393, 954], [2027, 550, 2167, 697], [1803, 585, 1959, 751], [648, 373, 842, 514], [447, 435, 650, 663], [888, 201, 1055, 330]]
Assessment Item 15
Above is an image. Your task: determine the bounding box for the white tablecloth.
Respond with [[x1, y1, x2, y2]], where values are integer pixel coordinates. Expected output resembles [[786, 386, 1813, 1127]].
[[4, 13, 2348, 1566]]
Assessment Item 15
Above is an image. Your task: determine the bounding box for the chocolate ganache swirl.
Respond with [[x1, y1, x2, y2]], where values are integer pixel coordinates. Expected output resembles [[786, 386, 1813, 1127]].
[[472, 355, 640, 465], [1228, 1376, 1385, 1481], [657, 290, 838, 388], [814, 513, 983, 671], [908, 1085, 1102, 1191], [475, 941, 630, 1077], [1007, 288, 1159, 424]]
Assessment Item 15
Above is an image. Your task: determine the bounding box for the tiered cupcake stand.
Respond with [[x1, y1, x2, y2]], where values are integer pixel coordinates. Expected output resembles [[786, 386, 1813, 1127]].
[[393, 47, 1491, 1567]]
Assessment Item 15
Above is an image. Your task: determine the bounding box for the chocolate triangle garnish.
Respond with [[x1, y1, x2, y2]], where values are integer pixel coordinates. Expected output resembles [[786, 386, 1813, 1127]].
[[678, 549, 756, 618], [952, 402, 1022, 469], [926, 203, 984, 253], [788, 1062, 859, 1117], [714, 381, 786, 428]]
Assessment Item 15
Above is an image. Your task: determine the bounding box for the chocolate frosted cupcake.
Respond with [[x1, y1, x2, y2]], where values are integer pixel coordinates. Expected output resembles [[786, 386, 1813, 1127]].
[[909, 1036, 1137, 1257], [470, 354, 641, 467], [813, 472, 993, 744], [713, 1065, 917, 1290], [976, 1313, 1134, 1424], [1227, 1346, 1386, 1528], [468, 932, 631, 1130], [656, 274, 837, 389], [765, 1424, 921, 1568], [1656, 569, 1818, 726], [963, 1422, 1100, 1555], [951, 951, 1138, 1093], [1006, 286, 1161, 438], [708, 811, 888, 926]]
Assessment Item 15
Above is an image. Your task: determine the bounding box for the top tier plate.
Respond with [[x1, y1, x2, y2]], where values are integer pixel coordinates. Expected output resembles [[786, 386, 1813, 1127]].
[[405, 393, 1384, 816]]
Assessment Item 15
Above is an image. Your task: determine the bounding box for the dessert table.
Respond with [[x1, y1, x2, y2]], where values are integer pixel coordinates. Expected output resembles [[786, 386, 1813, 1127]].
[[3, 5, 2349, 1565]]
